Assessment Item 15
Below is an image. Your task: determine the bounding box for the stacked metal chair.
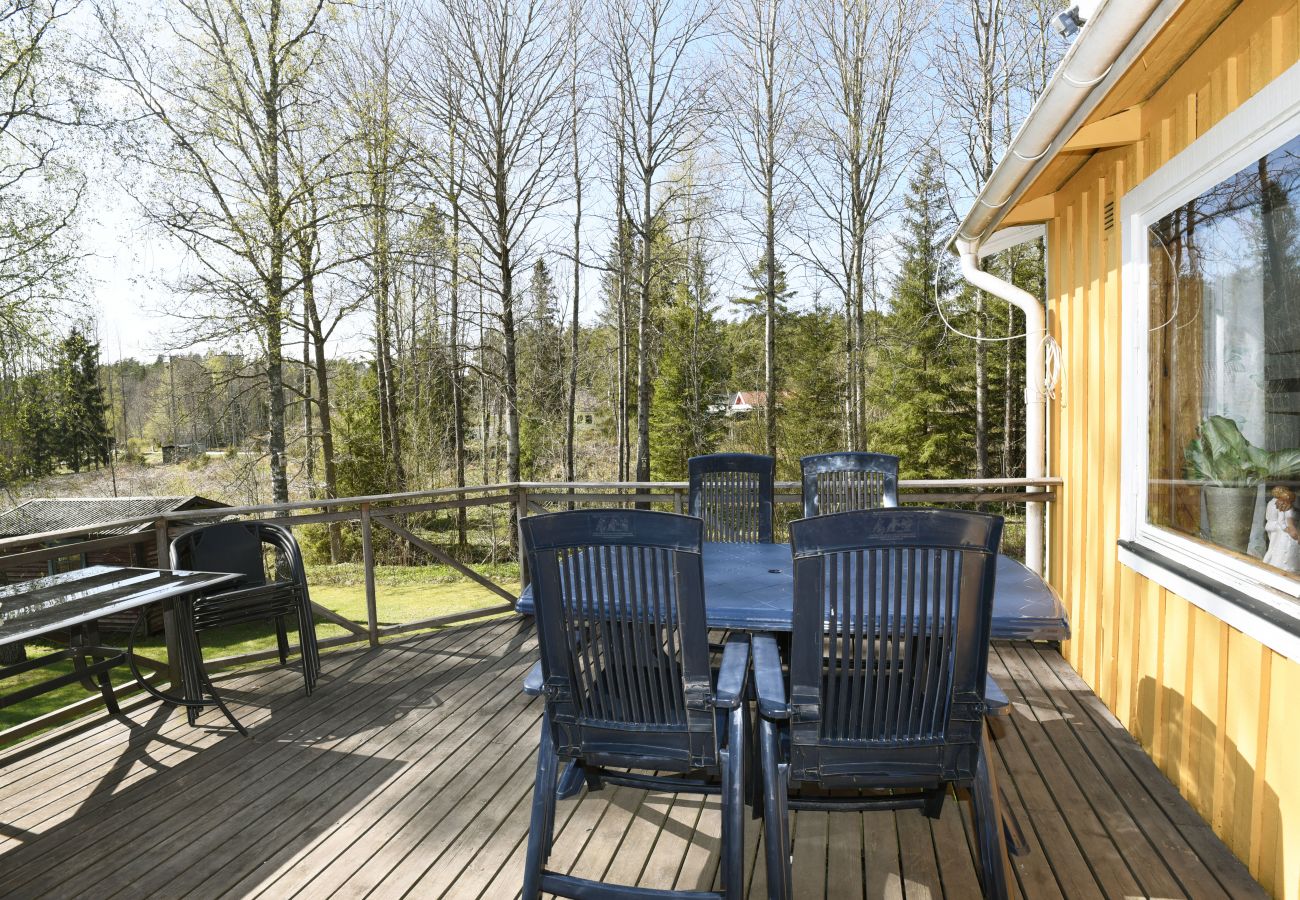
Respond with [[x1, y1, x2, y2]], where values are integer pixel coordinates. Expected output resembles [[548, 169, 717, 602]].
[[169, 522, 321, 725]]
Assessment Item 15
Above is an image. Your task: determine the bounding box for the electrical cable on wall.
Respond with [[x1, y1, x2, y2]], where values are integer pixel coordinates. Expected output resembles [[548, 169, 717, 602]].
[[933, 234, 1062, 399]]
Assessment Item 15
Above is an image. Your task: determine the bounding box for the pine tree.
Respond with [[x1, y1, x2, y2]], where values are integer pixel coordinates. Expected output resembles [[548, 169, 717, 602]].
[[867, 155, 975, 479]]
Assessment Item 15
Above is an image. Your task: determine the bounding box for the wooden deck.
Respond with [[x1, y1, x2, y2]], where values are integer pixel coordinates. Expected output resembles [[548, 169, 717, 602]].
[[0, 617, 1265, 899]]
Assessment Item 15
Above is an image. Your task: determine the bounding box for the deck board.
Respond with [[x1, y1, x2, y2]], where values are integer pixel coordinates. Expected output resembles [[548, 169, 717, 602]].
[[0, 622, 1266, 899]]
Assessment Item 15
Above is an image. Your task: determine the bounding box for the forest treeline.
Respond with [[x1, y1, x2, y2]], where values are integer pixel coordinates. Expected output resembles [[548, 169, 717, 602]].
[[0, 0, 1063, 508]]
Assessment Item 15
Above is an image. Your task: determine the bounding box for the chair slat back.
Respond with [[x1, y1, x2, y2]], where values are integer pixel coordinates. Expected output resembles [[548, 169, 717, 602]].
[[788, 509, 1001, 782], [800, 452, 899, 517], [171, 522, 267, 588], [523, 510, 717, 769], [688, 453, 775, 543]]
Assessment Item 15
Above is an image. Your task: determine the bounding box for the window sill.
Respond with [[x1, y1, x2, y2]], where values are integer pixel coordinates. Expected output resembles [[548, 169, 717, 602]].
[[1117, 539, 1300, 662]]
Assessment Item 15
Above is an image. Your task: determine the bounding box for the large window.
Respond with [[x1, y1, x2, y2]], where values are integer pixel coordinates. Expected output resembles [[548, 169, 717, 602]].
[[1145, 134, 1300, 584]]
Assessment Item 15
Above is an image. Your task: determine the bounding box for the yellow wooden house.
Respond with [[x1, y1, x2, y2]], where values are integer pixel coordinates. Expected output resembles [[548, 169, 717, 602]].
[[957, 0, 1300, 894]]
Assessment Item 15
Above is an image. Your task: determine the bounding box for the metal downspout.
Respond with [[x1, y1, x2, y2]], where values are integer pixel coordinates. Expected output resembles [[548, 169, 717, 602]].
[[957, 239, 1048, 576]]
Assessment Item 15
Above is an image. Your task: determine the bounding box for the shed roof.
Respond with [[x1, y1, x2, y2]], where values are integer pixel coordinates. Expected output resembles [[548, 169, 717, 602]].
[[0, 496, 226, 538]]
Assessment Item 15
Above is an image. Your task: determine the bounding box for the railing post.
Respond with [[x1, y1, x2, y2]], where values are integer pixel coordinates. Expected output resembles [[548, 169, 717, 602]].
[[673, 487, 684, 515], [360, 503, 379, 647], [516, 486, 530, 591]]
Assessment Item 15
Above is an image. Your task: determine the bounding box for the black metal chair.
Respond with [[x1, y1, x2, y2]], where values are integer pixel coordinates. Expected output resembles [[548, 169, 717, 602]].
[[688, 452, 775, 543], [800, 451, 900, 517], [169, 522, 321, 710], [520, 509, 750, 900], [754, 508, 1016, 899]]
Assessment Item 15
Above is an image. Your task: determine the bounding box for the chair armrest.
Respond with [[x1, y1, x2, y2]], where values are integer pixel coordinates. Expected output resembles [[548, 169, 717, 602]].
[[984, 674, 1010, 717], [523, 660, 545, 697], [752, 632, 789, 720], [713, 635, 750, 709]]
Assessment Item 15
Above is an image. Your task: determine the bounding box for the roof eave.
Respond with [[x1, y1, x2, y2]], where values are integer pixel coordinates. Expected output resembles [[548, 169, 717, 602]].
[[955, 0, 1186, 249]]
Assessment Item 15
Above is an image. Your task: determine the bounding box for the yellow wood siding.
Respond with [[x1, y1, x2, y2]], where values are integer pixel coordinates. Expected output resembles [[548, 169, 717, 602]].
[[1042, 0, 1300, 894]]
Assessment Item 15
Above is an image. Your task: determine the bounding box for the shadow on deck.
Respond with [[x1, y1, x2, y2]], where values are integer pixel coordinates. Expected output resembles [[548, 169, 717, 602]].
[[0, 618, 1265, 898]]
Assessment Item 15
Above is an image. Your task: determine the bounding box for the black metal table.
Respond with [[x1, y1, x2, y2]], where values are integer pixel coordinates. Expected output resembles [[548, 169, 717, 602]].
[[515, 541, 1071, 641], [0, 565, 245, 732]]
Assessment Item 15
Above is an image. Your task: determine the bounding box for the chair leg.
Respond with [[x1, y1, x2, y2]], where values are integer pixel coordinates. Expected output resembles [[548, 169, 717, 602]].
[[759, 718, 792, 900], [971, 728, 1013, 900], [722, 705, 746, 900], [523, 713, 560, 900], [275, 616, 290, 666], [295, 604, 317, 695]]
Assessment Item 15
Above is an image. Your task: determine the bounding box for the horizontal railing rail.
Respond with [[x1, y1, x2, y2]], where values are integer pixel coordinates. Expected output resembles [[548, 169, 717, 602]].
[[0, 476, 1059, 744]]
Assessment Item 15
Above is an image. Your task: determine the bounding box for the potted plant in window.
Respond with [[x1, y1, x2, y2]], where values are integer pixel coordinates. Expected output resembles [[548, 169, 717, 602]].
[[1185, 416, 1300, 553]]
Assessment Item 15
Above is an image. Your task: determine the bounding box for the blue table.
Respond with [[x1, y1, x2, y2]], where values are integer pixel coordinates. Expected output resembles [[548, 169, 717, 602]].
[[515, 541, 1069, 642]]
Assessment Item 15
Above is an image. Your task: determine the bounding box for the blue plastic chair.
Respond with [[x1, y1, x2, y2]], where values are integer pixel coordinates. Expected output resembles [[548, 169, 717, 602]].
[[799, 451, 899, 517], [688, 453, 775, 543], [519, 509, 750, 900], [753, 508, 1016, 899]]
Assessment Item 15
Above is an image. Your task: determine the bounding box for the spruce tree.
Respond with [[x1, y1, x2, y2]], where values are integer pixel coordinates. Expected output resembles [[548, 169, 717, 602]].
[[51, 328, 112, 473], [518, 259, 566, 477], [867, 155, 975, 478], [780, 305, 847, 472], [650, 245, 727, 480]]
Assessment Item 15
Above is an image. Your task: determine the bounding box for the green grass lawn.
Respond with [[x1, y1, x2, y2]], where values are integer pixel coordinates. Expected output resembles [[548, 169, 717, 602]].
[[0, 565, 522, 741]]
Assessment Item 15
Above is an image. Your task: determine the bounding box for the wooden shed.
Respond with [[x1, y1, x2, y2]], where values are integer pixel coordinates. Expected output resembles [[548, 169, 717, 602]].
[[957, 1, 1300, 894], [0, 495, 227, 631]]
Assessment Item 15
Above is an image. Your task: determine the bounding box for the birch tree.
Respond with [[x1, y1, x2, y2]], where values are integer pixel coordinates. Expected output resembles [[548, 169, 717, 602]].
[[605, 0, 715, 481], [91, 0, 333, 504], [335, 0, 418, 490], [413, 0, 571, 512], [934, 0, 1062, 478], [0, 0, 85, 353], [723, 0, 798, 460], [797, 0, 924, 450]]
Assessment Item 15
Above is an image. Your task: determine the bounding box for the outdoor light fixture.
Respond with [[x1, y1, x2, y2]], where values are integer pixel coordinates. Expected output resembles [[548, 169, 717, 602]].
[[1053, 0, 1103, 39], [1053, 5, 1086, 38]]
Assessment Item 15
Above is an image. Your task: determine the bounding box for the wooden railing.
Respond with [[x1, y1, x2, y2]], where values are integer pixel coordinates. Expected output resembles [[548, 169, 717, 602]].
[[0, 476, 1059, 743]]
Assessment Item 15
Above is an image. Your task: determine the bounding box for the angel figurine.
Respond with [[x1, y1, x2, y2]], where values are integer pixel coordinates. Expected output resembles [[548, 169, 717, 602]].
[[1263, 485, 1300, 574]]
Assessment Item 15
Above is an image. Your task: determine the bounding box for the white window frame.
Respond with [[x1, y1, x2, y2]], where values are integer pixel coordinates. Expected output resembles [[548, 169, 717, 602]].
[[1119, 60, 1300, 658]]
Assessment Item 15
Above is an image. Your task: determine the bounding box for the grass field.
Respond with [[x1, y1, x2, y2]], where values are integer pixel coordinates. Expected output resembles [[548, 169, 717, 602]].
[[0, 565, 521, 740]]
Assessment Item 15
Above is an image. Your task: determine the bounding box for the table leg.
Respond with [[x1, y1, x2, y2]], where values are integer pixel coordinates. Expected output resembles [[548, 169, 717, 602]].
[[80, 620, 121, 715], [128, 600, 248, 737]]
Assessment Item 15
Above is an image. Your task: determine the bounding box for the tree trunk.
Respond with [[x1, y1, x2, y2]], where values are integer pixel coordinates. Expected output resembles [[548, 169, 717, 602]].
[[636, 173, 653, 484], [566, 64, 581, 494], [266, 324, 290, 504], [302, 330, 314, 496], [764, 179, 777, 461], [302, 261, 341, 563], [265, 2, 289, 506], [763, 59, 777, 461], [449, 144, 467, 548]]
